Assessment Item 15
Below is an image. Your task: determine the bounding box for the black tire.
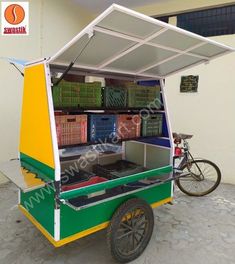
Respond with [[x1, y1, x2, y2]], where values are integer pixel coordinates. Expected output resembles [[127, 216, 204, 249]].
[[176, 159, 221, 196], [107, 198, 154, 263]]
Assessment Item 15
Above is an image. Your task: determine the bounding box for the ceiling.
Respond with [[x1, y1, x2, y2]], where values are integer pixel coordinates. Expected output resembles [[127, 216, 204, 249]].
[[73, 0, 165, 13]]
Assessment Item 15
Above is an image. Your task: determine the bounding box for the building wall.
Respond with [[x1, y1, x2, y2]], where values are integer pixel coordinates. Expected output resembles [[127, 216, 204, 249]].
[[165, 35, 235, 185], [0, 0, 94, 183], [136, 1, 235, 184], [135, 0, 235, 16]]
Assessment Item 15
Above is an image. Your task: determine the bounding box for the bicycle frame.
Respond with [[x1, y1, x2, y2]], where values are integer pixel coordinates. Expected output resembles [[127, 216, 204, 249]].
[[173, 139, 205, 181]]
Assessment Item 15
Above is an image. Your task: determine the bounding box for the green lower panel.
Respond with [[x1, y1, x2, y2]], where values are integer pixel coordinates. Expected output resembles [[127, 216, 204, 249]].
[[60, 182, 172, 239], [20, 186, 55, 237], [20, 152, 55, 181]]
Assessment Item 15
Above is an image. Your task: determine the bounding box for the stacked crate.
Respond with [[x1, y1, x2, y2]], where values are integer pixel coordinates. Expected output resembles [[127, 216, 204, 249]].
[[127, 84, 161, 108], [141, 114, 163, 137], [55, 115, 87, 146], [103, 86, 127, 108], [53, 81, 102, 108], [116, 114, 141, 139], [53, 81, 80, 108], [89, 114, 117, 143], [78, 82, 102, 107]]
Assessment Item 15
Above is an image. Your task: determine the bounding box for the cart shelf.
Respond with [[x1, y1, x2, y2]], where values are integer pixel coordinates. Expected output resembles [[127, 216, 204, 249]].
[[0, 160, 53, 192], [58, 136, 168, 149], [54, 107, 165, 113]]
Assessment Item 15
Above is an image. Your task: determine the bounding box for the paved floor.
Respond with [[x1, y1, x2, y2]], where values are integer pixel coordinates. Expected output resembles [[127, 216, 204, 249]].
[[0, 182, 234, 264]]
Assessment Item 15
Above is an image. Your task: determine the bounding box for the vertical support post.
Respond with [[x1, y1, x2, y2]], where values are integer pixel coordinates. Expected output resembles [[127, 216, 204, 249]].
[[160, 79, 174, 197], [44, 62, 61, 241], [144, 144, 147, 167]]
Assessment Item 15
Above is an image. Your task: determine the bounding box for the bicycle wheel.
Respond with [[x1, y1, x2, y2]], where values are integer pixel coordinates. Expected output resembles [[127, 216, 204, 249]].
[[175, 159, 221, 196]]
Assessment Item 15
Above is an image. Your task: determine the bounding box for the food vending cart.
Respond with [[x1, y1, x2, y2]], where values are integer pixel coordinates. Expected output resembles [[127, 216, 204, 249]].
[[0, 4, 234, 263]]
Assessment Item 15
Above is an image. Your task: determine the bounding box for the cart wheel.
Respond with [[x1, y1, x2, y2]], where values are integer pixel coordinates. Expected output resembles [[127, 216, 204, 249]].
[[107, 198, 154, 263]]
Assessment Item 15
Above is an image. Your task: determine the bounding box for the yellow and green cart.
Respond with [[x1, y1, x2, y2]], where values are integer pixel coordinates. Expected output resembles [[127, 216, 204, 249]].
[[0, 4, 234, 263]]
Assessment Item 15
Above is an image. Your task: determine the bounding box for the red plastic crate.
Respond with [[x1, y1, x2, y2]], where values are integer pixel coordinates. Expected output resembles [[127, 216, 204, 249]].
[[117, 115, 141, 139], [55, 115, 87, 146], [61, 176, 107, 192]]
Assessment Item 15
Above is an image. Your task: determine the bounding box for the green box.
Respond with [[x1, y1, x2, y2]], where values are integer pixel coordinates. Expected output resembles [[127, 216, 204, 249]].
[[127, 84, 161, 108], [142, 114, 163, 136], [103, 86, 127, 108], [52, 81, 102, 108]]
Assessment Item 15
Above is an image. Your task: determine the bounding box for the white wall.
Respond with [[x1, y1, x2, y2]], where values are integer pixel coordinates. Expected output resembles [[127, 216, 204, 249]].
[[165, 35, 235, 184], [0, 0, 42, 183], [0, 0, 94, 183], [136, 1, 235, 184], [40, 0, 95, 57]]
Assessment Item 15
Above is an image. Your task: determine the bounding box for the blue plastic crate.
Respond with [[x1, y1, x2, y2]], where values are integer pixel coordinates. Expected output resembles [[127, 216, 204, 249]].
[[89, 115, 117, 143], [137, 80, 160, 86]]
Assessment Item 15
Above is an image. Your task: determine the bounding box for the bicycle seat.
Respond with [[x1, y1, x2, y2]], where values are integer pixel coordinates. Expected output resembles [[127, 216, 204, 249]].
[[173, 133, 193, 140]]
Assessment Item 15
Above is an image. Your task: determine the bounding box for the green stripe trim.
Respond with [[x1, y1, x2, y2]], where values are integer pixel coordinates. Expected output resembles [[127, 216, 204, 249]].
[[20, 152, 55, 181], [60, 165, 172, 200]]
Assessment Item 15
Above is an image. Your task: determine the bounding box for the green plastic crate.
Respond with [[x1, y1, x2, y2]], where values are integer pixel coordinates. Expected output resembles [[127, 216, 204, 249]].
[[53, 81, 102, 108], [142, 114, 163, 137], [103, 86, 127, 108], [53, 81, 80, 108], [127, 84, 161, 108], [78, 82, 102, 107]]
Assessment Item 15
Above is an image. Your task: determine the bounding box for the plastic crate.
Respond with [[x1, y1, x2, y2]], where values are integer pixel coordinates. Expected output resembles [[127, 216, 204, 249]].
[[55, 115, 87, 146], [89, 114, 117, 143], [61, 169, 93, 185], [93, 160, 145, 180], [127, 84, 161, 108], [78, 82, 102, 107], [53, 81, 80, 108], [141, 114, 163, 137], [53, 81, 102, 108], [61, 174, 107, 192], [103, 86, 127, 108], [117, 114, 141, 139]]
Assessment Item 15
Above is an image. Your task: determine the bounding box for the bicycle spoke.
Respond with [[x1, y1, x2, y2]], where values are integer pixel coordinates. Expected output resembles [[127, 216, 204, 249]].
[[178, 160, 220, 195], [117, 230, 133, 240], [120, 222, 132, 231]]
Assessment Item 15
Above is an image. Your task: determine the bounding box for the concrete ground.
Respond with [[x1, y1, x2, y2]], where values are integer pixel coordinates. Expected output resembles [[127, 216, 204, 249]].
[[0, 182, 234, 264]]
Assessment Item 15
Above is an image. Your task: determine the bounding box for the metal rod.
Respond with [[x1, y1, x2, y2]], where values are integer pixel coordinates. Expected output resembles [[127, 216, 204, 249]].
[[53, 33, 94, 86], [10, 63, 24, 77]]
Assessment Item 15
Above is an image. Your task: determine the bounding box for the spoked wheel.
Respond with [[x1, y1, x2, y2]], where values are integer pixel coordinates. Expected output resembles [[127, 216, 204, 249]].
[[107, 198, 154, 263], [176, 159, 221, 196]]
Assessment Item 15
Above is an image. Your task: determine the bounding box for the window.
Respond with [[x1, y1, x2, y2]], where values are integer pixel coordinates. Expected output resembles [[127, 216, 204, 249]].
[[177, 5, 235, 37], [156, 16, 169, 23]]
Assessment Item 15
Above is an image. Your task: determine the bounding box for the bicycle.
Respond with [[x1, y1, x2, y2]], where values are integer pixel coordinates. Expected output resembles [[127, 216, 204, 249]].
[[173, 133, 221, 196]]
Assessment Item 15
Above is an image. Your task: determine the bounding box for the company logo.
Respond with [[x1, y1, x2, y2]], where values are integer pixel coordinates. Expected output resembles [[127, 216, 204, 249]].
[[1, 2, 29, 35], [4, 4, 25, 25]]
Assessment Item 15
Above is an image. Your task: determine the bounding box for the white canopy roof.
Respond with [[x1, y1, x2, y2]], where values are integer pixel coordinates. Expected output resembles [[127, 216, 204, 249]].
[[49, 4, 235, 80]]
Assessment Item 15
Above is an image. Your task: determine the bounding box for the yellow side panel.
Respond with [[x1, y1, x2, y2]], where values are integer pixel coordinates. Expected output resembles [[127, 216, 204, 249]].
[[20, 64, 55, 169]]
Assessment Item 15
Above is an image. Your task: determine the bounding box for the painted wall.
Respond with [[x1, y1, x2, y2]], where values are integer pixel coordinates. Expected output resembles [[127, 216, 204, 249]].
[[0, 0, 94, 183], [165, 35, 235, 185], [136, 1, 235, 184]]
